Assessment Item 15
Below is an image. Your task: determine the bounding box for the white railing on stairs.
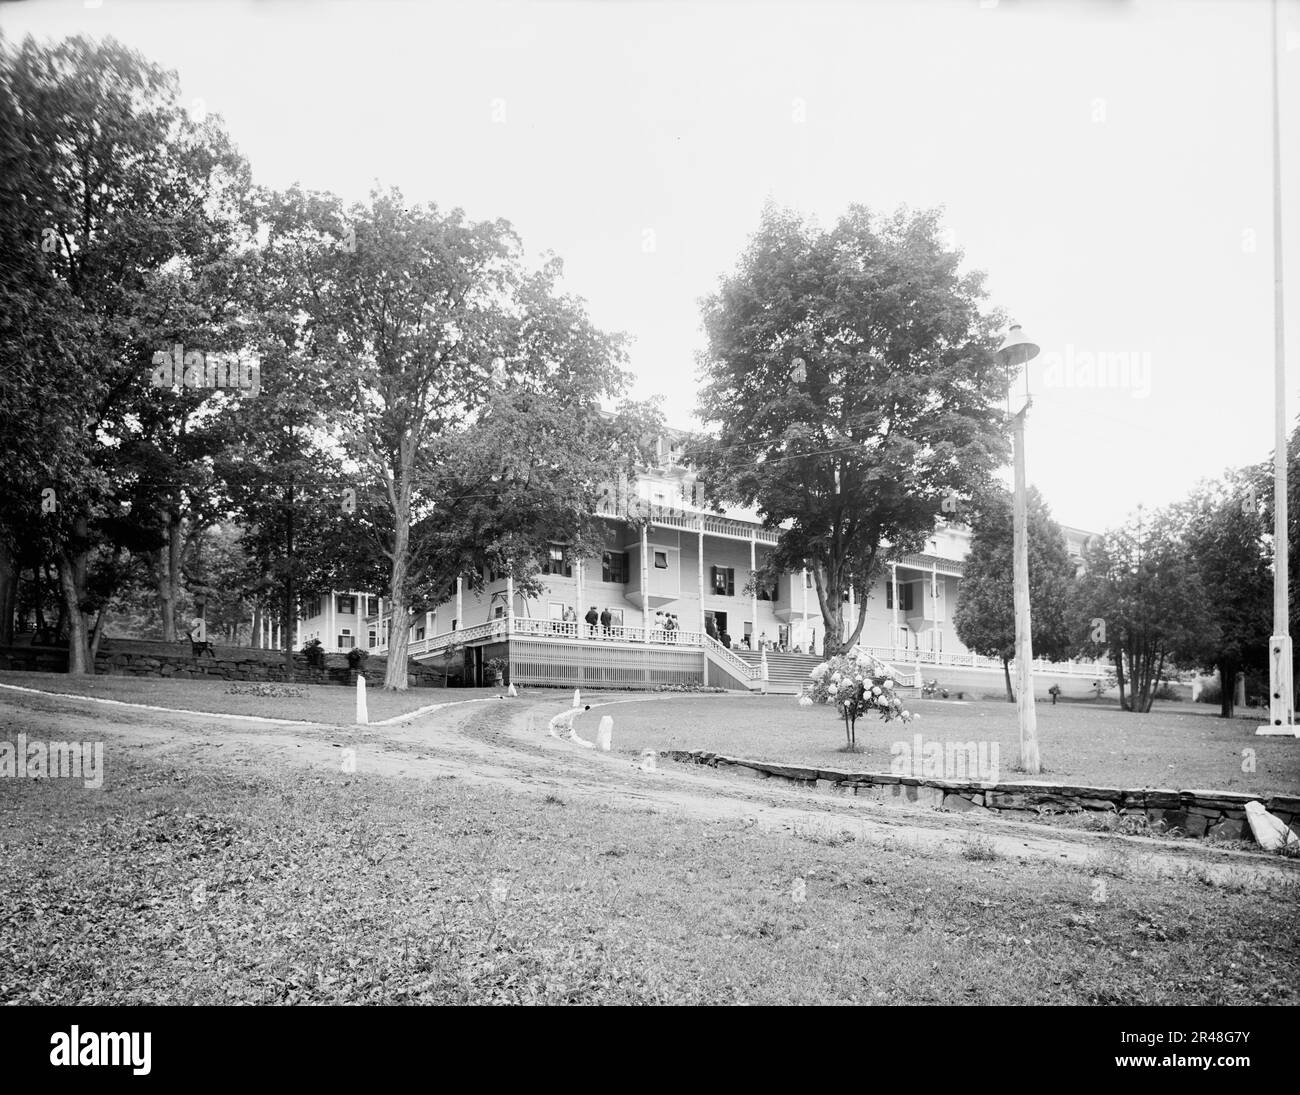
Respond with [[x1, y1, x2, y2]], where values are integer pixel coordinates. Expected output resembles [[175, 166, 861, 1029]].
[[704, 636, 760, 680]]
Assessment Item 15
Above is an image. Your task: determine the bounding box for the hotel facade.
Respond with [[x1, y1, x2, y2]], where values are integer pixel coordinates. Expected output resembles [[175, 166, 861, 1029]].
[[296, 436, 1105, 692]]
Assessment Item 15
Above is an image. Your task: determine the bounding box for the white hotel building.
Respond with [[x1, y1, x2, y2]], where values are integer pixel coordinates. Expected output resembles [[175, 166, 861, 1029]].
[[297, 434, 1105, 692]]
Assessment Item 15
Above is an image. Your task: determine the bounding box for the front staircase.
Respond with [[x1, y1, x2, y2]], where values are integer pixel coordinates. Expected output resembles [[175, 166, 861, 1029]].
[[732, 650, 920, 695]]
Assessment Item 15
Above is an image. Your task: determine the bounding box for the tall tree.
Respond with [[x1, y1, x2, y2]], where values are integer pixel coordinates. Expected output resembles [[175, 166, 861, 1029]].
[[693, 203, 1011, 655], [0, 34, 250, 672], [953, 487, 1077, 701], [295, 189, 653, 689]]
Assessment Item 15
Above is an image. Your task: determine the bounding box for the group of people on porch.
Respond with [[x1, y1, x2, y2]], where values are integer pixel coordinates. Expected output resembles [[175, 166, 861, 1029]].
[[541, 604, 807, 654]]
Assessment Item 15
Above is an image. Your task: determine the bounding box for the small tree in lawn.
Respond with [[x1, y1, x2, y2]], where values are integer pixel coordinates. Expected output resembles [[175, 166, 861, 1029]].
[[1071, 509, 1216, 713], [802, 648, 914, 750], [953, 487, 1077, 702]]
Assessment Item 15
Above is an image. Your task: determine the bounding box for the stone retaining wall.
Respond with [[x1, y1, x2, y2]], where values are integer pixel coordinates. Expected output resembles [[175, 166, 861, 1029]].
[[0, 643, 443, 688], [661, 749, 1299, 847]]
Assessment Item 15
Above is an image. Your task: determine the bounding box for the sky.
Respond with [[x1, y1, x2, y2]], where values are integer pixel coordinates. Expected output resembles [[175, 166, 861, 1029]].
[[3, 0, 1298, 533]]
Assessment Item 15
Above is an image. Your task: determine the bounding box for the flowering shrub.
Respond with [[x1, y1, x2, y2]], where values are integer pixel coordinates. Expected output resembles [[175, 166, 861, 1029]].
[[801, 648, 914, 747]]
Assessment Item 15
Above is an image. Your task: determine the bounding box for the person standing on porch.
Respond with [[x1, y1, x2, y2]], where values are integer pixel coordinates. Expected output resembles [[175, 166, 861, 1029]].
[[600, 606, 612, 636], [585, 605, 598, 638]]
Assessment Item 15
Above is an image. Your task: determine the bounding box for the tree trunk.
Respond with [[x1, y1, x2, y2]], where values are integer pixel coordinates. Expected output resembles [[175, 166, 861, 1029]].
[[1114, 642, 1128, 711], [34, 563, 47, 634], [284, 479, 296, 681], [56, 542, 90, 675], [383, 520, 412, 691], [153, 516, 182, 643], [50, 563, 66, 638], [813, 568, 850, 657], [1002, 656, 1015, 702], [1219, 664, 1236, 718], [0, 539, 15, 645], [251, 602, 263, 649], [89, 601, 109, 662]]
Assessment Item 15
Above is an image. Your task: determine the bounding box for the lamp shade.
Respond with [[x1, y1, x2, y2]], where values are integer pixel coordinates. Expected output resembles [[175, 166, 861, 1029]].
[[997, 323, 1040, 414], [995, 324, 1040, 368]]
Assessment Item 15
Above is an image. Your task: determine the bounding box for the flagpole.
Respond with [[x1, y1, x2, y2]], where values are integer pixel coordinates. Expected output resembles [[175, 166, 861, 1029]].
[[1259, 0, 1297, 736]]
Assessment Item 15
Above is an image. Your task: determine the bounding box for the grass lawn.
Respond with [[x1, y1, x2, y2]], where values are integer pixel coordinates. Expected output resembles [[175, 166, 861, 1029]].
[[575, 695, 1300, 796], [0, 671, 500, 725], [1, 709, 1296, 1005]]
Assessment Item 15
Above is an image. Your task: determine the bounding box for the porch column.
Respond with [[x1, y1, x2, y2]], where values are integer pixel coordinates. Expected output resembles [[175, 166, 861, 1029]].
[[931, 561, 939, 657], [641, 524, 650, 642], [891, 562, 899, 653], [506, 570, 515, 636], [749, 529, 758, 641], [375, 598, 381, 651], [698, 519, 706, 634], [425, 610, 432, 648], [575, 558, 584, 634], [848, 582, 856, 647], [455, 577, 463, 630], [295, 617, 301, 649], [802, 568, 809, 650]]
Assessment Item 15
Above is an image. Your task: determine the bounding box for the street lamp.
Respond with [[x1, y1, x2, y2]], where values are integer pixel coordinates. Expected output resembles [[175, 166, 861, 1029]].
[[996, 323, 1042, 773]]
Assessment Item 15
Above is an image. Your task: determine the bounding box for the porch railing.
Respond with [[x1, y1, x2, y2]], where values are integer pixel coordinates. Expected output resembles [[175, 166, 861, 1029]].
[[857, 644, 1110, 678], [402, 620, 1109, 680], [705, 636, 760, 680]]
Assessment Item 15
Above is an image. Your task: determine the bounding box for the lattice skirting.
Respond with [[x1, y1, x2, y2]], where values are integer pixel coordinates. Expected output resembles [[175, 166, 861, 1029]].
[[508, 638, 703, 689]]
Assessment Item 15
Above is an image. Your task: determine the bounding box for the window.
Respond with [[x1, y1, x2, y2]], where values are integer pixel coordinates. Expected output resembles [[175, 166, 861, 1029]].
[[757, 577, 777, 601], [602, 551, 629, 583], [804, 572, 813, 588], [654, 551, 668, 570], [368, 630, 377, 648], [549, 602, 566, 621], [416, 627, 425, 640], [451, 619, 458, 631], [336, 595, 356, 615], [304, 596, 322, 619], [338, 629, 354, 650], [711, 566, 735, 597], [542, 545, 572, 577], [608, 608, 625, 628], [886, 582, 915, 612]]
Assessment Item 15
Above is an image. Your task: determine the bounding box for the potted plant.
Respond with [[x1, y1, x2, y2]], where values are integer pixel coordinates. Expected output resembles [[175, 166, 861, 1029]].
[[484, 656, 508, 686], [302, 638, 326, 669], [346, 646, 369, 682]]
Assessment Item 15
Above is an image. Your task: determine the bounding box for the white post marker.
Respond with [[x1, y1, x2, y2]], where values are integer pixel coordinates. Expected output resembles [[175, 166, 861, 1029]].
[[356, 675, 368, 726], [596, 715, 613, 751], [572, 688, 581, 708], [507, 682, 517, 697], [760, 647, 769, 694]]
